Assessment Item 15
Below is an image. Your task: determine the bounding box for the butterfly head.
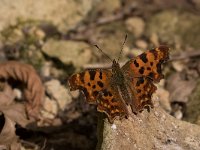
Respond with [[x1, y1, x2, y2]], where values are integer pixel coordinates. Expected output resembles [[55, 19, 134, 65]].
[[112, 59, 120, 67], [112, 59, 121, 73]]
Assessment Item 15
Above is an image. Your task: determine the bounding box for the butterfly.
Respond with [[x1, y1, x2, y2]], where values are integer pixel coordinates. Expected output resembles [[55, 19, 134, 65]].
[[68, 43, 169, 123]]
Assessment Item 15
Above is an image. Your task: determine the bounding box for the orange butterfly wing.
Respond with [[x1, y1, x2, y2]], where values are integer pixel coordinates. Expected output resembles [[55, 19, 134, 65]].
[[68, 69, 111, 104], [97, 86, 128, 123], [123, 45, 169, 82], [122, 45, 169, 112], [68, 45, 170, 122], [68, 69, 128, 122]]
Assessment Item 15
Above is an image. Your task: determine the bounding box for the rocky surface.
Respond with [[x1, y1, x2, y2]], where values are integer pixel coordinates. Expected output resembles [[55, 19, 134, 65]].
[[0, 0, 93, 32], [184, 79, 200, 125], [146, 10, 200, 49], [0, 0, 200, 149], [99, 103, 200, 150]]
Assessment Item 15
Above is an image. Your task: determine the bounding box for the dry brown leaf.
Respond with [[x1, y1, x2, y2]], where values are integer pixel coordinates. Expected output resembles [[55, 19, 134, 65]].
[[0, 61, 45, 120], [0, 61, 44, 148], [0, 84, 30, 149], [0, 84, 30, 127], [166, 73, 196, 103], [0, 115, 20, 149]]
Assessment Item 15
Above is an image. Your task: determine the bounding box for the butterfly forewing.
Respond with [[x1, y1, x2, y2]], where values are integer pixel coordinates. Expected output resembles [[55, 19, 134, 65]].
[[68, 69, 112, 104], [122, 45, 169, 113], [122, 45, 169, 82]]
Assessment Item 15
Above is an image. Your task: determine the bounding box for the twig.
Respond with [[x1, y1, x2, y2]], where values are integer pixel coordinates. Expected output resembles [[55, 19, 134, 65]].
[[83, 50, 200, 69], [21, 140, 39, 149], [170, 50, 200, 61], [64, 3, 138, 42], [41, 139, 47, 150]]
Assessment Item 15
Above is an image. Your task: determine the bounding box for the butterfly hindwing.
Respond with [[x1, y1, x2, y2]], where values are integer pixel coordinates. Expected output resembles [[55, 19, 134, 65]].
[[129, 77, 157, 112], [97, 87, 128, 123]]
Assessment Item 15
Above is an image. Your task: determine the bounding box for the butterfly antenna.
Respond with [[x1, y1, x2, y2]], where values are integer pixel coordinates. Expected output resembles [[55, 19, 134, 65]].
[[117, 34, 127, 63], [94, 45, 113, 62]]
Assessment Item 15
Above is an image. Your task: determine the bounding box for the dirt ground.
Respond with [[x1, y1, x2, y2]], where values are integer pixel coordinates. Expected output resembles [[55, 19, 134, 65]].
[[0, 0, 200, 150]]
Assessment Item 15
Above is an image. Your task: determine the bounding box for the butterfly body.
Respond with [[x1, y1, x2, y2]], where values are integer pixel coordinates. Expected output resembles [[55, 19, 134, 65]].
[[110, 59, 135, 109], [68, 45, 169, 123]]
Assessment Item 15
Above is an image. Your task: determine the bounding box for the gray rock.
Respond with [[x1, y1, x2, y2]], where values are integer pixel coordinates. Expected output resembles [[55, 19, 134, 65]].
[[0, 0, 93, 32], [146, 10, 200, 49], [41, 97, 58, 119], [184, 79, 200, 125], [166, 73, 196, 103], [98, 100, 200, 150], [125, 17, 145, 38], [42, 39, 92, 68], [44, 79, 72, 111]]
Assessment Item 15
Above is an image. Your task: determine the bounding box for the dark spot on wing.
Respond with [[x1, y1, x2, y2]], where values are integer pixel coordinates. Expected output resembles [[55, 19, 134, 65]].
[[159, 45, 169, 52], [87, 82, 91, 86], [147, 67, 151, 71], [93, 91, 99, 97], [150, 62, 153, 66], [139, 110, 143, 113], [133, 112, 137, 115], [83, 88, 89, 97], [156, 63, 162, 74], [139, 67, 144, 74], [99, 71, 103, 79], [134, 60, 139, 67], [97, 81, 104, 88], [92, 85, 96, 89], [148, 72, 154, 79], [103, 89, 109, 97], [80, 72, 85, 83], [89, 71, 96, 80], [142, 94, 146, 98], [137, 89, 141, 93], [144, 105, 151, 112], [150, 49, 158, 59], [136, 78, 144, 86], [140, 53, 148, 63], [111, 105, 117, 110], [111, 98, 117, 102], [108, 91, 112, 97]]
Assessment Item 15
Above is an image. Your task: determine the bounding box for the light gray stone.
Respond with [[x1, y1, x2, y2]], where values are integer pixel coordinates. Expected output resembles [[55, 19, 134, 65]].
[[42, 39, 92, 68], [0, 0, 93, 32]]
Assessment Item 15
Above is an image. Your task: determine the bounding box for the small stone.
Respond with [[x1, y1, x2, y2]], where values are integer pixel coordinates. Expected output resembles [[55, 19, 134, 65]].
[[52, 118, 62, 126], [111, 124, 117, 130], [45, 79, 72, 111], [135, 40, 148, 49], [35, 28, 46, 40], [41, 97, 58, 119], [125, 17, 145, 38], [42, 39, 92, 68], [41, 61, 52, 77], [172, 61, 185, 72], [155, 87, 171, 113], [70, 90, 80, 99], [174, 109, 183, 120], [13, 88, 22, 100], [150, 33, 159, 46]]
